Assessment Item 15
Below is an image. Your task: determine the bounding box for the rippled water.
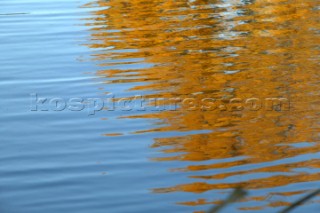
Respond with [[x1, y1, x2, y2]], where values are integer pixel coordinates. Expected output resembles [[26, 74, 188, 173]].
[[1, 0, 320, 212]]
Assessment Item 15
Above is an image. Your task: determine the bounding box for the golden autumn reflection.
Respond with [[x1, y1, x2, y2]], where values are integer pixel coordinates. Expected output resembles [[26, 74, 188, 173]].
[[84, 0, 320, 211]]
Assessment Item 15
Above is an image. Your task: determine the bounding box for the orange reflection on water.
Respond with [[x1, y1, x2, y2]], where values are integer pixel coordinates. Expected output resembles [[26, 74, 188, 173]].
[[84, 0, 320, 211]]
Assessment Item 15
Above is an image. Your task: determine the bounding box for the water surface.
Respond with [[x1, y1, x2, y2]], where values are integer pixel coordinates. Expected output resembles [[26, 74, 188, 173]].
[[1, 0, 320, 212]]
